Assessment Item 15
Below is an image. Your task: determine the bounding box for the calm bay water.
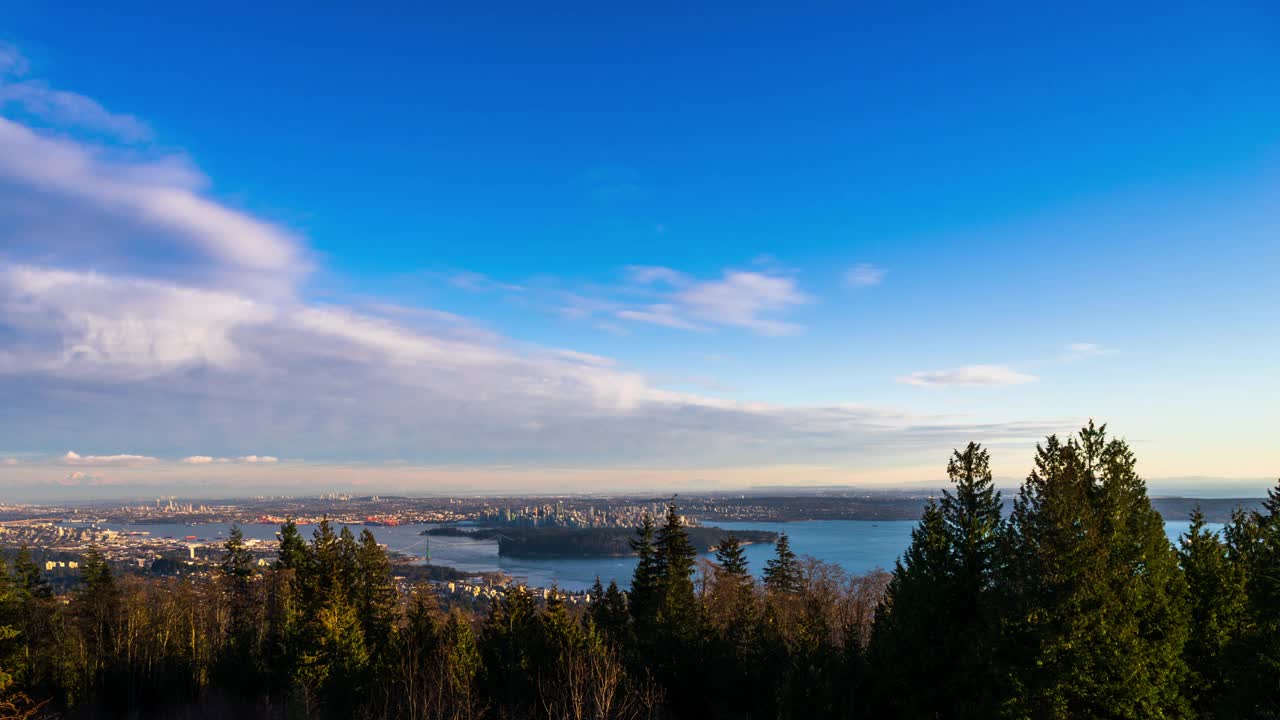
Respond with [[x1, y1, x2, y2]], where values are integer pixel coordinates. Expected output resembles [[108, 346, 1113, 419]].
[[61, 518, 1214, 592]]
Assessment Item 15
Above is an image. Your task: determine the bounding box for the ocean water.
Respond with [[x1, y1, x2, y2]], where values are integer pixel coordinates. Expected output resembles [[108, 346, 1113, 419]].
[[60, 517, 1219, 592]]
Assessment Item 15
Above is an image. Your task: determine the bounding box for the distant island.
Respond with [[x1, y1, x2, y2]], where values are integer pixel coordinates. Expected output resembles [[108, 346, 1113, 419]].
[[423, 526, 778, 558]]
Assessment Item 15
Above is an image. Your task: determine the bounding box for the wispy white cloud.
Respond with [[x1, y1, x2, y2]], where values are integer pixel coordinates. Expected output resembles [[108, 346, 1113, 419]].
[[674, 271, 810, 335], [0, 44, 30, 77], [60, 451, 159, 467], [626, 265, 689, 286], [552, 349, 616, 367], [180, 455, 281, 464], [844, 263, 887, 287], [60, 471, 97, 486], [0, 81, 152, 142], [237, 455, 279, 464], [616, 305, 707, 331], [1063, 342, 1113, 361], [611, 268, 811, 336], [0, 44, 150, 142], [448, 271, 524, 293], [897, 365, 1038, 387]]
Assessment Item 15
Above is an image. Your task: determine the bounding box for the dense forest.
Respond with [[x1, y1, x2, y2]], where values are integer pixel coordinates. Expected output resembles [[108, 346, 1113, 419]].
[[0, 422, 1277, 719]]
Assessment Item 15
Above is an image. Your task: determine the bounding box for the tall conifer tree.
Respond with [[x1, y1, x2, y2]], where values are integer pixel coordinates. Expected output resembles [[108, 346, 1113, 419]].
[[1000, 423, 1189, 719], [354, 529, 398, 657], [763, 533, 801, 594], [1222, 479, 1280, 716], [868, 442, 1004, 718], [714, 534, 749, 579], [628, 512, 661, 630], [1179, 507, 1247, 717], [11, 547, 48, 599], [655, 500, 697, 628]]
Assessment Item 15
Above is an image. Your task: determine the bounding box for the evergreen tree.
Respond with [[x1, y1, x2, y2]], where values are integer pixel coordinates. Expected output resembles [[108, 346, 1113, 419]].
[[1000, 423, 1190, 719], [1222, 479, 1280, 716], [0, 557, 35, 720], [940, 443, 1003, 605], [220, 524, 256, 587], [763, 533, 801, 594], [707, 532, 760, 718], [480, 585, 540, 716], [302, 593, 369, 717], [442, 610, 482, 716], [647, 500, 703, 714], [337, 525, 360, 589], [628, 512, 661, 630], [276, 519, 308, 571], [867, 443, 1004, 718], [353, 529, 398, 657], [11, 547, 49, 599], [263, 563, 302, 698], [268, 520, 306, 698], [588, 579, 631, 647], [0, 558, 19, 692], [309, 518, 343, 610], [539, 588, 584, 664], [8, 545, 54, 710], [290, 520, 370, 717], [76, 548, 119, 685], [654, 500, 698, 628], [1179, 507, 1247, 717], [218, 525, 262, 692], [714, 534, 749, 579], [709, 531, 755, 630], [866, 501, 951, 717]]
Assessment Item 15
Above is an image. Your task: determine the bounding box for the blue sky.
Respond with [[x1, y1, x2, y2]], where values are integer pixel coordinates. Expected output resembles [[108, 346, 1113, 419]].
[[0, 2, 1277, 498]]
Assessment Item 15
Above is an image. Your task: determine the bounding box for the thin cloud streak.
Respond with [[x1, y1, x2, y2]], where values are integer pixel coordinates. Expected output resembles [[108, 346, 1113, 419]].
[[897, 365, 1039, 387], [609, 268, 810, 335], [844, 263, 887, 287]]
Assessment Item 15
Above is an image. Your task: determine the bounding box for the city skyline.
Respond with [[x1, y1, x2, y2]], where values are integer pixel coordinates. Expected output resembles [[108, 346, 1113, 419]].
[[1, 3, 1278, 500]]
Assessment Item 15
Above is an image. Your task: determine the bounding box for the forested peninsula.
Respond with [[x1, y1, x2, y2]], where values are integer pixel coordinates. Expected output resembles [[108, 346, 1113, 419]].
[[424, 526, 778, 558]]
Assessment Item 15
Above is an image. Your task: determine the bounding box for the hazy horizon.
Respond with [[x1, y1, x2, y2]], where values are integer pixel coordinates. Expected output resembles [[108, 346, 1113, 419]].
[[8, 475, 1275, 506]]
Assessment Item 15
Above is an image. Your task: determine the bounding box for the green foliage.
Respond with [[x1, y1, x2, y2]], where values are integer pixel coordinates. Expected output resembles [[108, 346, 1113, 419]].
[[714, 533, 749, 578], [867, 500, 956, 716], [276, 519, 308, 571], [763, 532, 801, 594], [479, 584, 540, 715], [627, 512, 661, 631], [588, 577, 631, 647], [442, 610, 482, 713], [218, 524, 262, 691], [354, 529, 398, 655], [1220, 479, 1280, 716], [11, 547, 49, 600], [1179, 507, 1248, 717], [654, 500, 698, 628], [221, 524, 256, 583], [1000, 422, 1190, 720]]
